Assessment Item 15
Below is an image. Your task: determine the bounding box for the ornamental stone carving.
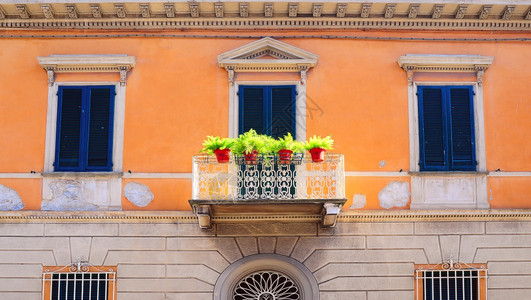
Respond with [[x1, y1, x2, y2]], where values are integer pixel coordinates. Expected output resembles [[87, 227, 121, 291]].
[[65, 4, 78, 19], [140, 4, 151, 18], [455, 5, 468, 19], [239, 3, 249, 18], [41, 4, 54, 19], [16, 5, 30, 19], [164, 3, 175, 18], [432, 4, 444, 19], [264, 3, 273, 18], [90, 4, 102, 18], [361, 3, 371, 18], [479, 5, 492, 20], [114, 4, 126, 18], [215, 3, 224, 18], [384, 4, 396, 19], [502, 5, 515, 20], [312, 3, 323, 18], [288, 3, 298, 17], [408, 4, 420, 19], [336, 3, 347, 18]]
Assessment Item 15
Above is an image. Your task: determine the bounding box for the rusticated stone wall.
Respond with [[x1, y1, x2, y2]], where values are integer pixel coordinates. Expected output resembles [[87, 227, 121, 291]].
[[0, 212, 530, 300]]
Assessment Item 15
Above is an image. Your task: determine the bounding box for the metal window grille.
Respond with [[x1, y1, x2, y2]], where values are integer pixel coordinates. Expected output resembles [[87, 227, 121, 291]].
[[43, 262, 116, 300], [415, 259, 487, 300]]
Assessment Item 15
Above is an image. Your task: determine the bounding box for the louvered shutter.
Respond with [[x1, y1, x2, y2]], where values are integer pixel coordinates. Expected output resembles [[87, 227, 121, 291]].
[[86, 87, 114, 171], [418, 86, 447, 171], [55, 87, 83, 171], [239, 86, 265, 134], [449, 87, 476, 171], [270, 86, 296, 138]]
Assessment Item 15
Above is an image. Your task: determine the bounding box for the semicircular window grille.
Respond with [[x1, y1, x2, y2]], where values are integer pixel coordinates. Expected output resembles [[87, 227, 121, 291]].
[[233, 271, 300, 300]]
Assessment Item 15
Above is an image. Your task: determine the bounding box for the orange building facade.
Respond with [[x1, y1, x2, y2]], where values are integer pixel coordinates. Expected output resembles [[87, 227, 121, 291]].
[[1, 1, 531, 299]]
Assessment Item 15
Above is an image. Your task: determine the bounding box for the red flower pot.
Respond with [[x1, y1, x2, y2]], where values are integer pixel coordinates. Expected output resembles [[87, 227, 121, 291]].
[[309, 147, 326, 163], [213, 148, 231, 163], [244, 150, 259, 164], [277, 149, 293, 164]]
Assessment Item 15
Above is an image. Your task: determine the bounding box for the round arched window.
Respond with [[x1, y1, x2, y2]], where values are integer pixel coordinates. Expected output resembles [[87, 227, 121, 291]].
[[233, 270, 300, 300], [215, 254, 318, 300]]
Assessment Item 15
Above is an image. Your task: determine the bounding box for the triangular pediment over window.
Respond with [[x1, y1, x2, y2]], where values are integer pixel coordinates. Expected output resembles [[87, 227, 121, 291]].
[[218, 37, 318, 84]]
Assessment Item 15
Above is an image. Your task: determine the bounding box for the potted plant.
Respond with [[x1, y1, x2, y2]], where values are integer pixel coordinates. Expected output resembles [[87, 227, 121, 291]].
[[231, 129, 267, 164], [305, 135, 334, 163], [272, 133, 304, 164], [200, 136, 235, 163]]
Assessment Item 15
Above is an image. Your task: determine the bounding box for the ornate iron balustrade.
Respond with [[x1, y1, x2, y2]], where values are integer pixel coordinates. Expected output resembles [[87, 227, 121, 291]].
[[192, 153, 345, 200]]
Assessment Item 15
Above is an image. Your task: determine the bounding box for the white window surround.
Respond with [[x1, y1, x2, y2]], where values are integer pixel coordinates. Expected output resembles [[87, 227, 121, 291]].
[[214, 254, 319, 300], [398, 54, 493, 210], [218, 37, 318, 141], [37, 55, 135, 210]]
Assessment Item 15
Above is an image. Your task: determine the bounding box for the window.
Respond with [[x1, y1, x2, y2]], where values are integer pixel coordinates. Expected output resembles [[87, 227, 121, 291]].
[[415, 262, 487, 300], [418, 86, 476, 171], [239, 85, 296, 138], [43, 265, 117, 300], [55, 86, 115, 172]]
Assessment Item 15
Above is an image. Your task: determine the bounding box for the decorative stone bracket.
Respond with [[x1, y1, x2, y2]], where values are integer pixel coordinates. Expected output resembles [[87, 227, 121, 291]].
[[38, 55, 136, 86], [189, 198, 346, 229], [397, 55, 494, 86], [218, 37, 318, 85]]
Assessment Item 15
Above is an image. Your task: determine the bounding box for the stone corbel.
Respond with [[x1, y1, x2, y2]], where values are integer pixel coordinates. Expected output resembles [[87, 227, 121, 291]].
[[226, 66, 235, 85], [119, 66, 129, 86], [298, 65, 309, 85], [46, 67, 56, 86], [403, 66, 416, 86], [475, 65, 487, 87]]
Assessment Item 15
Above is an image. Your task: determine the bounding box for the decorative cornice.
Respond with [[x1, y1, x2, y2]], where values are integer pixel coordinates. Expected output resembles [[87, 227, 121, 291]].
[[37, 55, 136, 86], [218, 37, 318, 85], [1, 17, 530, 31], [0, 209, 530, 224], [397, 54, 494, 86]]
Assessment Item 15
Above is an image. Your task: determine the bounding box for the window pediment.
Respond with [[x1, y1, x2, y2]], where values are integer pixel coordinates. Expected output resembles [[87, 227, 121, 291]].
[[397, 54, 494, 86], [218, 37, 318, 84], [37, 55, 136, 86]]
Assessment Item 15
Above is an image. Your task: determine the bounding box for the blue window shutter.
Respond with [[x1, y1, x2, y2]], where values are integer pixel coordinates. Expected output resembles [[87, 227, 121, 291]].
[[418, 86, 447, 171], [55, 87, 83, 171], [239, 86, 266, 135], [270, 86, 296, 138], [86, 87, 115, 171], [449, 86, 476, 171]]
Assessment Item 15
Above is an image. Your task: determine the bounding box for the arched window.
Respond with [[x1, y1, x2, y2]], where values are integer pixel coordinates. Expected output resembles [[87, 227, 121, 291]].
[[214, 254, 319, 300]]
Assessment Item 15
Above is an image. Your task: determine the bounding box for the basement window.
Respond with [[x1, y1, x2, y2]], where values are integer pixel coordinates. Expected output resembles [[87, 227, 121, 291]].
[[415, 260, 487, 300], [43, 263, 116, 300]]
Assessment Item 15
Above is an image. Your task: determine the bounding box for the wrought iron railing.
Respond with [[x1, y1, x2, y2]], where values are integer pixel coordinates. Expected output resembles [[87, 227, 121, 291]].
[[192, 153, 345, 200]]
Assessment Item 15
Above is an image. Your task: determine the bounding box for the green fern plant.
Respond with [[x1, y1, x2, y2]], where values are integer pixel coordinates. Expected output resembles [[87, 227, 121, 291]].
[[231, 129, 268, 155], [304, 135, 334, 150], [200, 136, 235, 154], [272, 133, 305, 153]]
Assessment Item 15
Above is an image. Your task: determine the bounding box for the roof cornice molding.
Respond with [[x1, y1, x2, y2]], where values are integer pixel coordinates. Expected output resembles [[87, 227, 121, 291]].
[[218, 37, 318, 84], [397, 54, 494, 86], [37, 54, 136, 86], [0, 209, 531, 223]]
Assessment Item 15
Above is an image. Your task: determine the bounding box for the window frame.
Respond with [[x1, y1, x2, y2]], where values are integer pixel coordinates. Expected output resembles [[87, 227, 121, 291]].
[[229, 81, 306, 141], [42, 265, 117, 300], [44, 82, 126, 173], [54, 85, 115, 172], [238, 84, 297, 137], [417, 85, 476, 172], [415, 263, 487, 300]]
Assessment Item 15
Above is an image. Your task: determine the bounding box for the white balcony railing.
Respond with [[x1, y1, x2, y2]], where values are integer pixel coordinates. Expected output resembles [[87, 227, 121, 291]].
[[192, 153, 345, 200]]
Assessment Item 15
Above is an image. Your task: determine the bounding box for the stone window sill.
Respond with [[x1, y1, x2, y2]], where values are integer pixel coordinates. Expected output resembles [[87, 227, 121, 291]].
[[409, 172, 488, 177], [41, 172, 123, 179]]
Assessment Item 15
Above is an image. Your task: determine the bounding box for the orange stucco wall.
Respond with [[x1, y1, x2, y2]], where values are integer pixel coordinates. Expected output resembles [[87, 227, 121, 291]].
[[1, 29, 530, 210]]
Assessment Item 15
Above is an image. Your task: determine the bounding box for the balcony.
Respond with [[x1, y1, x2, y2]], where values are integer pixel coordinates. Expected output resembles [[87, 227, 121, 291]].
[[189, 153, 346, 228]]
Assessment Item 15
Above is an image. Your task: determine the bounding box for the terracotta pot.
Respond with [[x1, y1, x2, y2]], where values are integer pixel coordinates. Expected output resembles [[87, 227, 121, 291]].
[[213, 148, 231, 163], [244, 150, 259, 164], [277, 149, 293, 164], [309, 147, 326, 163]]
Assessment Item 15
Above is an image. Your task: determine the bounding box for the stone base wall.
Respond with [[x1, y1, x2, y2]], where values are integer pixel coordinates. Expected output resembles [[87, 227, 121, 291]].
[[0, 212, 530, 299]]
